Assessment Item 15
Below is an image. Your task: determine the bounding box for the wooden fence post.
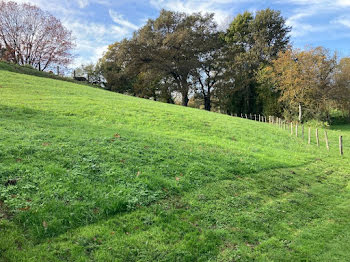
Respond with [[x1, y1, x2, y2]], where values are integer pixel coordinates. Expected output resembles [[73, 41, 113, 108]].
[[316, 128, 319, 146], [290, 122, 293, 135], [308, 127, 311, 144], [339, 136, 343, 156], [245, 114, 248, 119], [254, 114, 257, 121], [324, 131, 329, 151]]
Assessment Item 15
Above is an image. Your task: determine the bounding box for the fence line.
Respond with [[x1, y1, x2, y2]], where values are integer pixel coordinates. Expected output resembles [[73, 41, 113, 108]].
[[234, 113, 345, 156]]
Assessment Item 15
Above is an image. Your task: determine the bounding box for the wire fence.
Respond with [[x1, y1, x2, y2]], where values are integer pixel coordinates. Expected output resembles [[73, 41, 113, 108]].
[[234, 113, 345, 157]]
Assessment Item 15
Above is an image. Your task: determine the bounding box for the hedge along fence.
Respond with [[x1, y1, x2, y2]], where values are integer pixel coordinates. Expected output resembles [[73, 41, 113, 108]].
[[235, 114, 345, 156]]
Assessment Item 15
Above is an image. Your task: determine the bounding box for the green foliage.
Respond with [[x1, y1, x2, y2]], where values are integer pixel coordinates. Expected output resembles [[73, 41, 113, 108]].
[[1, 70, 350, 261], [98, 8, 291, 114], [334, 57, 350, 115], [98, 40, 139, 93], [256, 66, 282, 116], [74, 63, 104, 85], [100, 10, 221, 108], [225, 11, 253, 47], [222, 8, 291, 115], [330, 109, 350, 125]]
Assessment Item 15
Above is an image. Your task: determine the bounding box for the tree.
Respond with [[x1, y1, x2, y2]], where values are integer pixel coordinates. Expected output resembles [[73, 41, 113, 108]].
[[100, 10, 220, 107], [256, 65, 282, 117], [265, 47, 338, 122], [192, 31, 226, 111], [0, 1, 74, 71], [223, 9, 291, 115], [136, 10, 220, 106], [74, 63, 102, 84], [334, 57, 350, 115], [99, 40, 140, 93]]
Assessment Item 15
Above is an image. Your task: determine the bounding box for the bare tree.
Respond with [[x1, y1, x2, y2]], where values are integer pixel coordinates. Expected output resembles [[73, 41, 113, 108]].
[[0, 1, 74, 71]]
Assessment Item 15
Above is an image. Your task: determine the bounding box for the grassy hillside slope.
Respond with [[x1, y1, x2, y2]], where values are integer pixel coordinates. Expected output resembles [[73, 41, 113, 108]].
[[0, 61, 91, 85], [1, 70, 350, 261]]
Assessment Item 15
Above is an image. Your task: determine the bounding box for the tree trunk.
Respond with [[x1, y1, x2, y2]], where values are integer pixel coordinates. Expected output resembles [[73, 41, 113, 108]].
[[204, 95, 211, 111], [180, 79, 189, 106], [298, 103, 302, 122], [182, 92, 189, 106]]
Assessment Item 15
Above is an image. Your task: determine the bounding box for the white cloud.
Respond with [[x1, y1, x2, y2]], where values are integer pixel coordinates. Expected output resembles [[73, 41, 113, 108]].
[[109, 10, 140, 30], [286, 10, 321, 37], [75, 0, 113, 8], [6, 0, 136, 67], [149, 0, 236, 28], [332, 16, 350, 27], [336, 0, 350, 6], [283, 0, 350, 37], [77, 0, 89, 8], [282, 0, 350, 9], [61, 17, 133, 66]]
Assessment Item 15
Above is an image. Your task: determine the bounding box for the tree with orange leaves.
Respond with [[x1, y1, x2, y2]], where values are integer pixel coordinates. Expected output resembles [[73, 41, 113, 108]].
[[260, 46, 338, 122]]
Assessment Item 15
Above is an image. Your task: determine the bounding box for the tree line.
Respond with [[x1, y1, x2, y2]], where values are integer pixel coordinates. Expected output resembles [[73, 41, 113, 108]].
[[86, 9, 349, 123], [93, 9, 291, 115]]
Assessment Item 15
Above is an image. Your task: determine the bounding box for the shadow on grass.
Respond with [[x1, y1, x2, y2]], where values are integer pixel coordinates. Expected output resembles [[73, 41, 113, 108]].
[[0, 104, 319, 243]]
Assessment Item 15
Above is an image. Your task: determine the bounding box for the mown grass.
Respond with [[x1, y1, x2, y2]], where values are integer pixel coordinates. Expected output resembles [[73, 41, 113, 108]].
[[0, 69, 350, 261]]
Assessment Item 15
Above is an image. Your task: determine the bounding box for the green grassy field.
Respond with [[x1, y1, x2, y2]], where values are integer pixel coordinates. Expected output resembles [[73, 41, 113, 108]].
[[0, 61, 91, 86], [1, 68, 350, 261]]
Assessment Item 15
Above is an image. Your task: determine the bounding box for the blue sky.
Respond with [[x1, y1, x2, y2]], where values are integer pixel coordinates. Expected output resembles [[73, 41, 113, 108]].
[[10, 0, 350, 67]]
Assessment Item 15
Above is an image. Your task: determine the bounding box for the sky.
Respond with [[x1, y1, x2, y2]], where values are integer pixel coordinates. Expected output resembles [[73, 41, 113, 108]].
[[8, 0, 350, 68]]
